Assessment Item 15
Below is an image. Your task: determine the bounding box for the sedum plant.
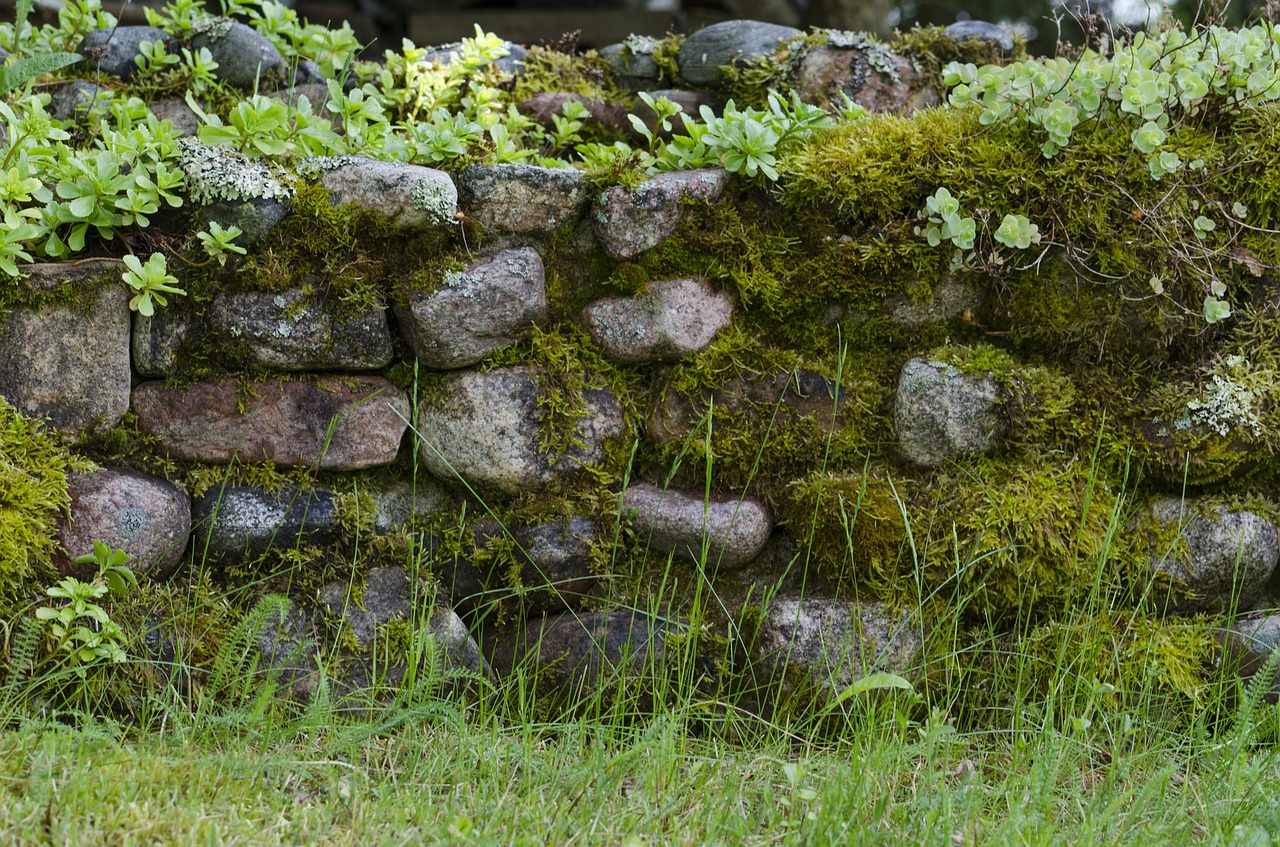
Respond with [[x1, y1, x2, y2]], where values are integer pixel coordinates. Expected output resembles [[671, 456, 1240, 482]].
[[121, 252, 186, 315]]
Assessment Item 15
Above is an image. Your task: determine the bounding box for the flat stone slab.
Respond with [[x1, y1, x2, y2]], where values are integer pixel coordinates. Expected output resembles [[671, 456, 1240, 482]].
[[192, 485, 340, 562], [394, 248, 547, 369], [210, 286, 393, 371], [415, 365, 624, 494], [593, 169, 730, 260], [0, 265, 130, 442], [893, 357, 1004, 468], [754, 595, 920, 698], [1139, 497, 1280, 614], [622, 482, 772, 569], [458, 164, 587, 238], [55, 468, 191, 580], [306, 156, 458, 229], [134, 376, 409, 469], [583, 277, 733, 363], [794, 45, 939, 115], [133, 301, 204, 378]]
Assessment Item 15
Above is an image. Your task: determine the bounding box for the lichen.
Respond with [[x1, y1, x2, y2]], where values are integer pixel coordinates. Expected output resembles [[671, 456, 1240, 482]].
[[178, 138, 295, 205], [411, 175, 459, 225]]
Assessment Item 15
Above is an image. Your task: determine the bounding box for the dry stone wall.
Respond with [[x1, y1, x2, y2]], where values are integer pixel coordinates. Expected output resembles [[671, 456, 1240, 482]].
[[7, 16, 1280, 713]]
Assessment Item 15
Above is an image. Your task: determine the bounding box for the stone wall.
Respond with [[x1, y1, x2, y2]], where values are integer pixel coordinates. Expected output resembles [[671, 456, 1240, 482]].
[[6, 16, 1280, 713]]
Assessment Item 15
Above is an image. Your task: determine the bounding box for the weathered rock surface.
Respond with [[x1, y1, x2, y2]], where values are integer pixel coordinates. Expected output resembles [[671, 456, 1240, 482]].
[[394, 248, 546, 368], [489, 610, 681, 704], [0, 267, 130, 441], [49, 81, 111, 123], [623, 483, 772, 569], [134, 376, 409, 469], [55, 469, 191, 580], [133, 302, 203, 378], [191, 19, 287, 89], [368, 479, 458, 535], [177, 139, 293, 244], [649, 369, 847, 446], [255, 599, 321, 701], [458, 164, 587, 237], [793, 46, 939, 115], [893, 357, 1004, 468], [450, 518, 601, 615], [321, 566, 486, 679], [192, 485, 341, 562], [210, 287, 393, 371], [79, 27, 168, 80], [593, 170, 730, 260], [598, 43, 661, 88], [148, 96, 204, 136], [415, 366, 625, 494], [1223, 612, 1280, 690], [583, 277, 733, 362], [677, 20, 801, 85], [307, 157, 458, 229], [946, 20, 1014, 52], [1139, 498, 1280, 613], [754, 596, 921, 696]]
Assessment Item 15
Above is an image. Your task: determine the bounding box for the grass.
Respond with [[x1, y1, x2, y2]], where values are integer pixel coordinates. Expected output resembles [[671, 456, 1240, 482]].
[[3, 695, 1280, 845]]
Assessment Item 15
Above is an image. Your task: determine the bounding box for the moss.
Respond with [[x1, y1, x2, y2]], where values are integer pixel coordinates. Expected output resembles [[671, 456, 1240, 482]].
[[891, 25, 1028, 91], [510, 46, 624, 105], [0, 397, 78, 617]]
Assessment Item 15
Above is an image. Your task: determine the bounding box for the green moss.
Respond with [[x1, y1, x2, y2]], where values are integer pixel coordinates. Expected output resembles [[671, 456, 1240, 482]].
[[0, 397, 78, 617], [510, 47, 625, 105], [891, 25, 1028, 91]]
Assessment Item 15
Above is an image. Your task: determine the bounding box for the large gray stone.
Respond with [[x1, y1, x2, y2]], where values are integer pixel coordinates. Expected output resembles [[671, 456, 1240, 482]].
[[794, 45, 939, 115], [0, 266, 130, 442], [945, 20, 1014, 52], [133, 376, 409, 470], [599, 43, 661, 89], [49, 81, 111, 123], [210, 287, 393, 371], [451, 517, 601, 615], [177, 139, 293, 244], [1223, 613, 1280, 691], [148, 96, 203, 136], [893, 357, 1004, 468], [192, 485, 341, 562], [677, 20, 801, 86], [321, 566, 486, 679], [132, 301, 203, 378], [190, 18, 287, 89], [306, 156, 458, 229], [368, 479, 458, 535], [649, 369, 848, 447], [415, 366, 625, 494], [489, 610, 684, 707], [622, 483, 772, 569], [592, 170, 730, 260], [55, 468, 191, 581], [1140, 497, 1280, 614], [583, 277, 733, 363], [458, 165, 588, 238], [78, 26, 168, 80], [394, 248, 546, 369], [255, 598, 321, 702], [754, 595, 920, 700]]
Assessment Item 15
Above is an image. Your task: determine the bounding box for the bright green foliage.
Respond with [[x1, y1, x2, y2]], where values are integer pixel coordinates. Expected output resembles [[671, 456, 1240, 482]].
[[35, 540, 137, 677], [0, 397, 74, 617], [121, 252, 186, 315], [195, 221, 246, 266]]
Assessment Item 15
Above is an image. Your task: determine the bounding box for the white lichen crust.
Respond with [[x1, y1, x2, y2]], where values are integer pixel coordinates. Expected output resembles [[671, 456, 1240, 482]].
[[178, 138, 295, 205], [411, 174, 459, 225]]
